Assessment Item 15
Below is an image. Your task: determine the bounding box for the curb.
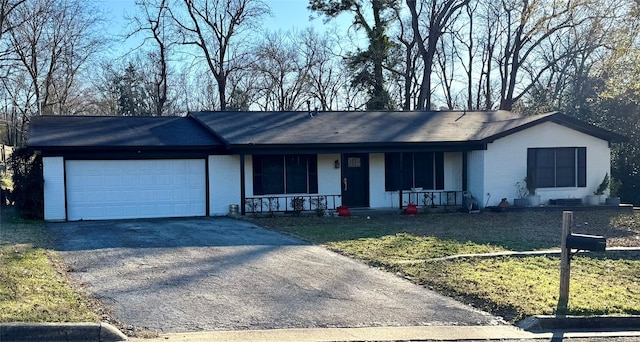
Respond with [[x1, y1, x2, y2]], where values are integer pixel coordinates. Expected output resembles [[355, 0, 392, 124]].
[[518, 315, 640, 332], [0, 322, 127, 342]]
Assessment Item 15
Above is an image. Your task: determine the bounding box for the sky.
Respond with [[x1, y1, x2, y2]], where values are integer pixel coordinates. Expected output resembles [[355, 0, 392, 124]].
[[94, 0, 352, 58]]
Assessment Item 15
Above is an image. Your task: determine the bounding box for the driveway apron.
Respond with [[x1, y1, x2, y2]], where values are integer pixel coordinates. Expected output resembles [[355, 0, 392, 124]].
[[49, 218, 502, 333]]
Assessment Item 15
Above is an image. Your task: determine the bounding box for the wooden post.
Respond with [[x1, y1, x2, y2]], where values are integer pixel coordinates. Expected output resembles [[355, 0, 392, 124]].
[[558, 210, 573, 315]]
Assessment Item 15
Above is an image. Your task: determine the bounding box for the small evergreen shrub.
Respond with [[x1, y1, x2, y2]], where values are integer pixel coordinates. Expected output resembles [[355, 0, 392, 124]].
[[8, 148, 43, 219]]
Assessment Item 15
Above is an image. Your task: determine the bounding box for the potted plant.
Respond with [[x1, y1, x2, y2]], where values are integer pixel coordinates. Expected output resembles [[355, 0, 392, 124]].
[[405, 203, 418, 215], [336, 206, 350, 217], [514, 179, 529, 207], [525, 175, 540, 207], [606, 177, 622, 206], [586, 173, 608, 206], [290, 197, 305, 216]]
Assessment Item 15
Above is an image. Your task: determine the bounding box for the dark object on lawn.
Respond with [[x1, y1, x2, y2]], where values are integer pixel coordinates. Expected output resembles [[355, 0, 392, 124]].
[[549, 198, 583, 206]]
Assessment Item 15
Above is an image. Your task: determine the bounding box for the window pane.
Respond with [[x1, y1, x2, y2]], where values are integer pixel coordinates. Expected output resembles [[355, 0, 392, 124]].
[[384, 153, 400, 191], [286, 155, 308, 194], [253, 155, 264, 195], [555, 148, 576, 187], [535, 149, 555, 187], [413, 152, 434, 189], [262, 156, 284, 194], [402, 153, 414, 189]]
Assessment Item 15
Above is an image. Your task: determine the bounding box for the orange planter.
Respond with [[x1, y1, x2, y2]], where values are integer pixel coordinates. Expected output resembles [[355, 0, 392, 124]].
[[405, 203, 418, 215], [337, 206, 350, 217]]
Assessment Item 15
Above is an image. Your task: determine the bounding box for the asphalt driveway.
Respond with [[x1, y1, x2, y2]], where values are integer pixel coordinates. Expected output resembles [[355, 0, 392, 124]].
[[49, 217, 502, 333]]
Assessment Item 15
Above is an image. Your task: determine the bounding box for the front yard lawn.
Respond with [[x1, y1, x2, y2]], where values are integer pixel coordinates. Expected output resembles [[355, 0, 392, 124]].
[[0, 207, 98, 323], [253, 209, 640, 322]]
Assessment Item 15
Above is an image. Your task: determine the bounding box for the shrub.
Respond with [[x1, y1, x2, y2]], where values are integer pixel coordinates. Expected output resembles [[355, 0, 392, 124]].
[[8, 148, 43, 219]]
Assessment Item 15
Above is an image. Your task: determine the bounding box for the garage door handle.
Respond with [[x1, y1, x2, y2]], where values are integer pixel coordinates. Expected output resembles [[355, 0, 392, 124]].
[[343, 178, 348, 191]]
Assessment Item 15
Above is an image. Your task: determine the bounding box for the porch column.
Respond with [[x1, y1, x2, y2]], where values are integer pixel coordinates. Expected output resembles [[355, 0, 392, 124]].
[[240, 154, 246, 215]]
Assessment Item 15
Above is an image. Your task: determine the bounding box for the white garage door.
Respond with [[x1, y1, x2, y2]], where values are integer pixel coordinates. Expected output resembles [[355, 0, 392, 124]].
[[66, 159, 206, 220]]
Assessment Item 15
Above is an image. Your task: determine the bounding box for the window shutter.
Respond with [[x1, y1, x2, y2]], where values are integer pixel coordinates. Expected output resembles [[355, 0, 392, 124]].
[[308, 155, 318, 194], [402, 153, 414, 190], [577, 147, 587, 187], [384, 153, 400, 191], [527, 149, 536, 188]]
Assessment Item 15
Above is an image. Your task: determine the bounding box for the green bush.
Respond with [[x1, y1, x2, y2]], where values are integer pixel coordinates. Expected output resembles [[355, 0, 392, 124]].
[[8, 148, 43, 219]]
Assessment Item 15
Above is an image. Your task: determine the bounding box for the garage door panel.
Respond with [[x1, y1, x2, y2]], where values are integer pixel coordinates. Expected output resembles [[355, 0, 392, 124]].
[[66, 160, 206, 220]]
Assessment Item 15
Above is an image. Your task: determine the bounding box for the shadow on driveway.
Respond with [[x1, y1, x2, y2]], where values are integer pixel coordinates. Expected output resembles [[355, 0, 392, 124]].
[[49, 217, 502, 333], [49, 217, 306, 250]]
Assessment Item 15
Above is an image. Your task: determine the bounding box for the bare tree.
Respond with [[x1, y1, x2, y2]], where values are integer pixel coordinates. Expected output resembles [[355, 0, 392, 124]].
[[169, 0, 269, 110], [130, 0, 171, 116], [310, 0, 400, 110], [1, 0, 102, 145], [302, 29, 352, 111], [7, 0, 102, 114], [253, 31, 312, 111], [491, 0, 596, 110], [388, 7, 419, 110], [407, 0, 469, 110]]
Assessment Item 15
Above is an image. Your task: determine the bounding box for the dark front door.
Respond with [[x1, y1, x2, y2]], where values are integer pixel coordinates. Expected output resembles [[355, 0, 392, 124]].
[[341, 153, 369, 207]]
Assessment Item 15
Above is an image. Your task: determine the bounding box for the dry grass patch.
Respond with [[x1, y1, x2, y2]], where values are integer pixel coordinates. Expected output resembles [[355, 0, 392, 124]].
[[0, 207, 98, 323]]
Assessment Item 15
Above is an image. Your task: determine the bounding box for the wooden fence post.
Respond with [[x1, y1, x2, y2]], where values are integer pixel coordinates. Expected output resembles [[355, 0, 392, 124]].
[[558, 210, 573, 315]]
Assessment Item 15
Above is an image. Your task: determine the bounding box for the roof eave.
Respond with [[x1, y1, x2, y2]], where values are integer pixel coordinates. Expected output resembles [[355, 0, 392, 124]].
[[479, 112, 629, 144], [228, 141, 487, 154]]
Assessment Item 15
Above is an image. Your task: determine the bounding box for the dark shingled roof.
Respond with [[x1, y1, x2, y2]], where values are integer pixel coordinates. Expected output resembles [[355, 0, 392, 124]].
[[189, 110, 627, 147], [28, 115, 224, 149]]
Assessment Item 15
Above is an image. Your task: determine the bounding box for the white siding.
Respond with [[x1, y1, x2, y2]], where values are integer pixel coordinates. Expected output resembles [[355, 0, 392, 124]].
[[369, 153, 388, 208], [318, 154, 342, 207], [483, 121, 611, 207], [444, 152, 463, 191], [43, 157, 66, 221], [209, 155, 240, 216], [466, 150, 485, 206], [244, 155, 254, 197]]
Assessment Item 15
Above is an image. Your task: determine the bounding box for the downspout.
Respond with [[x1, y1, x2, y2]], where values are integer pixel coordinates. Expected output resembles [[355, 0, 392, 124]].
[[462, 151, 468, 192], [398, 153, 403, 209], [240, 153, 246, 215]]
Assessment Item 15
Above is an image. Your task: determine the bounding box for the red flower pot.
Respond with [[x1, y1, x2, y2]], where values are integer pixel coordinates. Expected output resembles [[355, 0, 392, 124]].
[[337, 206, 350, 217], [405, 203, 418, 215]]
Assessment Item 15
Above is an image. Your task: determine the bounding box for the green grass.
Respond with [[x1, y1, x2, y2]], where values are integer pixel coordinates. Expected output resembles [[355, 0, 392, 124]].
[[328, 233, 502, 262], [0, 206, 98, 323], [254, 209, 640, 322], [402, 256, 640, 321]]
